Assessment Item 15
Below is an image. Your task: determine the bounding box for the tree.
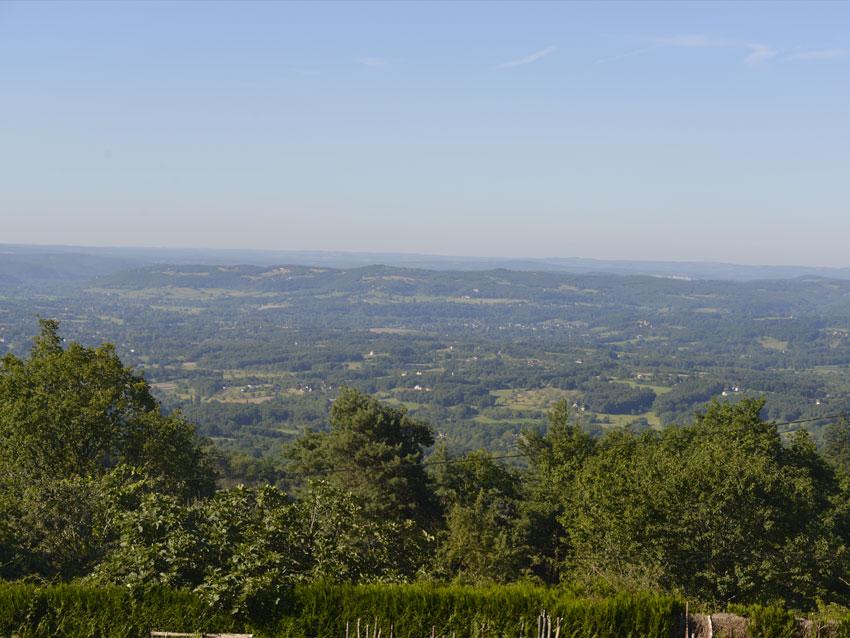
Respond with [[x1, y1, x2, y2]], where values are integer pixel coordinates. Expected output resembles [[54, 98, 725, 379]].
[[822, 416, 850, 475], [517, 399, 594, 584], [91, 484, 303, 623], [0, 320, 214, 493], [92, 480, 413, 622], [431, 450, 526, 583], [0, 320, 215, 580], [286, 387, 437, 530], [563, 399, 850, 607], [297, 479, 420, 582]]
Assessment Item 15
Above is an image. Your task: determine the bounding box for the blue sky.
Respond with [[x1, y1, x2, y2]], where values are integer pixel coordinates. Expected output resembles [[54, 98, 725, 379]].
[[1, 1, 849, 265]]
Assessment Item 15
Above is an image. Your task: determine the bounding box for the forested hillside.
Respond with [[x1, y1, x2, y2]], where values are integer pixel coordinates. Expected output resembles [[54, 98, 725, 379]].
[[2, 261, 850, 467]]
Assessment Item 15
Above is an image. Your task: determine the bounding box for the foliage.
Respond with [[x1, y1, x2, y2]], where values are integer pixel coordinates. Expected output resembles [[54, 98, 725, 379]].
[[0, 581, 680, 638], [285, 387, 437, 577], [287, 387, 436, 522], [276, 582, 680, 638], [90, 480, 421, 622], [90, 484, 302, 622], [7, 321, 850, 616], [0, 582, 237, 638], [563, 399, 850, 607], [823, 417, 850, 475], [0, 320, 214, 494], [581, 380, 656, 415], [431, 449, 526, 583], [517, 399, 595, 584], [296, 480, 423, 582], [730, 603, 798, 638], [0, 322, 216, 581]]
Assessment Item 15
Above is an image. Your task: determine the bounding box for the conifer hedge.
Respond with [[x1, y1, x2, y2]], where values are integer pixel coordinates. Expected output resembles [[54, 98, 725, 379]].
[[0, 581, 681, 638], [0, 583, 236, 638], [280, 583, 680, 638]]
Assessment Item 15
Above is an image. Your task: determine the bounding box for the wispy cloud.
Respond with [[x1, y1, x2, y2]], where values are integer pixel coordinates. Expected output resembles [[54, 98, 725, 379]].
[[498, 46, 556, 69], [788, 48, 849, 61], [355, 57, 387, 68], [606, 34, 846, 69], [651, 34, 777, 66], [744, 43, 777, 66], [652, 34, 728, 48], [594, 45, 657, 65]]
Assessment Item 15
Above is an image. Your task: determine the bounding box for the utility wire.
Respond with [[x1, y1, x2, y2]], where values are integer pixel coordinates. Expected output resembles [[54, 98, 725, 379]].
[[167, 411, 850, 482], [275, 410, 850, 479], [282, 451, 528, 479]]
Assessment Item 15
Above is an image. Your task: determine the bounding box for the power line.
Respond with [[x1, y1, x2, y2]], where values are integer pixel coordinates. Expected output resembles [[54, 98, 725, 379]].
[[169, 410, 850, 482], [773, 413, 848, 427], [284, 451, 528, 479], [257, 411, 850, 480]]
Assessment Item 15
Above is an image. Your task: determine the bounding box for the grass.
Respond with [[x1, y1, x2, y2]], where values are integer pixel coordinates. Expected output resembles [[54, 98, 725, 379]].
[[491, 387, 576, 410], [590, 411, 662, 428], [759, 336, 790, 351], [222, 369, 295, 380], [362, 292, 524, 306], [621, 379, 673, 395], [89, 286, 277, 301], [369, 327, 422, 334], [210, 396, 275, 404], [473, 414, 538, 427]]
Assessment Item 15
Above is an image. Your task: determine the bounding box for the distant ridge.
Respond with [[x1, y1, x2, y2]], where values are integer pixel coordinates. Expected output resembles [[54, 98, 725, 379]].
[[3, 243, 850, 283]]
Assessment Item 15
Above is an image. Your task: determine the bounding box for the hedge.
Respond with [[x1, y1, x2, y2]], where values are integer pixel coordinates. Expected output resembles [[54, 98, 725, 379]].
[[279, 583, 680, 638], [0, 583, 236, 638], [0, 581, 681, 638]]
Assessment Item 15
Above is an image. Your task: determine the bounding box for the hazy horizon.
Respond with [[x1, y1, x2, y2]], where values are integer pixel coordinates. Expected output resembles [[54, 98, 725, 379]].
[[2, 1, 849, 265], [7, 240, 850, 272]]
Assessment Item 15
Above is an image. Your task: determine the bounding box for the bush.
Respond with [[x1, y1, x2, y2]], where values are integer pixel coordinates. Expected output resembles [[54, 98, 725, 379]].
[[730, 603, 796, 638]]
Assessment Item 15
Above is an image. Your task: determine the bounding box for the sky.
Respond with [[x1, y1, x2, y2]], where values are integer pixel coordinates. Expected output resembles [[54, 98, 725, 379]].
[[1, 1, 849, 266]]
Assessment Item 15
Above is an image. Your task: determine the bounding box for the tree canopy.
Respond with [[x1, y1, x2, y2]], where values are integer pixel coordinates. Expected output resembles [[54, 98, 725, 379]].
[[0, 321, 215, 579], [4, 322, 850, 620]]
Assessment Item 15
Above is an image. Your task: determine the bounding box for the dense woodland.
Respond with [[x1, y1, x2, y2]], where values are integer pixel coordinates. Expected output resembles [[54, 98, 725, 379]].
[[4, 320, 850, 634]]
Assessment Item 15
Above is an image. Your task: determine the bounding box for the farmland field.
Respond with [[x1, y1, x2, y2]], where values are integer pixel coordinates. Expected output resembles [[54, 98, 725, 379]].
[[4, 260, 850, 456]]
